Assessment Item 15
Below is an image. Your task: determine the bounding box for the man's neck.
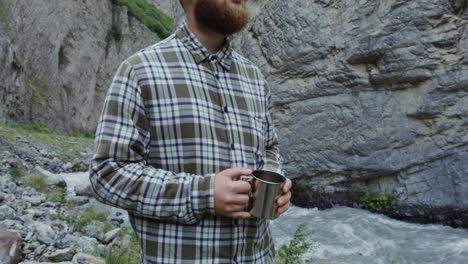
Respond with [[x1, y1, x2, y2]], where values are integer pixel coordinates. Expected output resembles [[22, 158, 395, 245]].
[[186, 17, 226, 54]]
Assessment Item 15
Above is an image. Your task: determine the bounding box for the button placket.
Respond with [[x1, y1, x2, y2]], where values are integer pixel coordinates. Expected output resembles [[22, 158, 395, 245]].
[[210, 60, 234, 160]]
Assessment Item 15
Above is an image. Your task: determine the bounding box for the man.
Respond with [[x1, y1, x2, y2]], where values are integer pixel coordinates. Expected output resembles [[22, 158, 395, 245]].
[[89, 0, 292, 262]]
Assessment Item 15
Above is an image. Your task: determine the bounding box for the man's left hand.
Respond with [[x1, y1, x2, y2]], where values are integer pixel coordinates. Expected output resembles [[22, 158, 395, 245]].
[[276, 178, 292, 215]]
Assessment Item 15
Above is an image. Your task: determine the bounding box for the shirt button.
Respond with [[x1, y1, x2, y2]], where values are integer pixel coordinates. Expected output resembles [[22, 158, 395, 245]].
[[230, 143, 235, 150], [214, 73, 219, 79], [223, 106, 229, 113]]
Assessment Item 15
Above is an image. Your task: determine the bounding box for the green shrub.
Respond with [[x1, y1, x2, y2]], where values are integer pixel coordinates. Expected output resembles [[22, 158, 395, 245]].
[[295, 179, 308, 191], [0, 124, 94, 163], [47, 187, 67, 203], [359, 194, 389, 209], [275, 223, 314, 264], [112, 0, 173, 39], [106, 228, 140, 264], [71, 207, 108, 232], [21, 174, 48, 193], [9, 167, 25, 180], [28, 121, 54, 134]]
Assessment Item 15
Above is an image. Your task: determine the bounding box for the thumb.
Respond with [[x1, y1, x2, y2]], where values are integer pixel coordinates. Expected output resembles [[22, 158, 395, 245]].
[[219, 167, 253, 180]]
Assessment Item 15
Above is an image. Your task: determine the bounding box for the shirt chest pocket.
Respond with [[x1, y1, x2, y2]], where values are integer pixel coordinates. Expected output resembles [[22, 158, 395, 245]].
[[247, 114, 266, 168]]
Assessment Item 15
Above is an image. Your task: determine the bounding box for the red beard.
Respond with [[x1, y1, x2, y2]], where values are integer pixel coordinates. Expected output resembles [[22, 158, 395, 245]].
[[195, 0, 250, 35]]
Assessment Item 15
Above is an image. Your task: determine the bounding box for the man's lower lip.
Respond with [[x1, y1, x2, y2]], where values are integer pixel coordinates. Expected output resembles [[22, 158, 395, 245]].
[[231, 0, 243, 4]]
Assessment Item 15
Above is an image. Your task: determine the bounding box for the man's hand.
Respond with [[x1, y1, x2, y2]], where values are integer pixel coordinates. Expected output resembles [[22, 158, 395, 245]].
[[276, 178, 292, 215], [214, 167, 253, 219]]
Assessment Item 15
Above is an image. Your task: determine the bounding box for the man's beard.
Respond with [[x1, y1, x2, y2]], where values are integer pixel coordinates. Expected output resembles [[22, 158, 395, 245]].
[[194, 0, 250, 35]]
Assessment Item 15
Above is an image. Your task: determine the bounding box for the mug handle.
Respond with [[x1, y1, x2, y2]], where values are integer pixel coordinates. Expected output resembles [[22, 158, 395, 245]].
[[240, 176, 254, 212]]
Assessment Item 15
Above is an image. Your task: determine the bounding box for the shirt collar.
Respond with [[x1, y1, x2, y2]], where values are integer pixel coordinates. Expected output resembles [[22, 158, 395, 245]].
[[176, 21, 233, 71]]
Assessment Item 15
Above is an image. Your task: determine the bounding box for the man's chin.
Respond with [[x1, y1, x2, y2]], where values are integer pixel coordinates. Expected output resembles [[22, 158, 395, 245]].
[[195, 0, 250, 36]]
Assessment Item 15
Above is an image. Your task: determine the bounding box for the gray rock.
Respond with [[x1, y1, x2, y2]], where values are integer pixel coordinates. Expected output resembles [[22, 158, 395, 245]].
[[33, 222, 55, 238], [72, 253, 104, 264], [24, 195, 45, 206], [0, 205, 15, 220], [0, 191, 6, 203], [101, 228, 121, 244], [34, 244, 47, 255], [80, 221, 104, 240], [74, 185, 93, 198], [73, 236, 100, 255], [33, 166, 66, 188], [43, 246, 76, 262], [67, 196, 89, 206], [62, 162, 74, 171], [37, 236, 54, 246], [57, 234, 77, 249], [50, 220, 69, 235], [24, 208, 45, 218], [6, 182, 17, 193]]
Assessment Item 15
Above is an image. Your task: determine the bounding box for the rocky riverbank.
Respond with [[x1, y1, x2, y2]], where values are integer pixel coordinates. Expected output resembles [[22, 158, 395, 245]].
[[1, 123, 467, 263], [0, 125, 138, 264], [291, 187, 468, 229]]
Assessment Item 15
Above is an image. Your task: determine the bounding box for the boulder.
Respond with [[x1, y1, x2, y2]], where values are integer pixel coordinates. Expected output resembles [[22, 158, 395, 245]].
[[42, 246, 76, 262], [33, 166, 66, 188], [0, 229, 21, 264], [72, 253, 104, 264]]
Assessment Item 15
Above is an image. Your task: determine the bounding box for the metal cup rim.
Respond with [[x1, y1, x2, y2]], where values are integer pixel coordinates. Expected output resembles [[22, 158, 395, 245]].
[[252, 170, 286, 185]]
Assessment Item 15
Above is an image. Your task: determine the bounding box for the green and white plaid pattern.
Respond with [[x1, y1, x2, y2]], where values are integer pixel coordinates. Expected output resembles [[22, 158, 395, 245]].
[[90, 21, 282, 263]]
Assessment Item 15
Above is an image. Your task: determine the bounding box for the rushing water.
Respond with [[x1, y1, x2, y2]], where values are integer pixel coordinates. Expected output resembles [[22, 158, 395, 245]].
[[65, 172, 467, 263], [270, 206, 468, 264]]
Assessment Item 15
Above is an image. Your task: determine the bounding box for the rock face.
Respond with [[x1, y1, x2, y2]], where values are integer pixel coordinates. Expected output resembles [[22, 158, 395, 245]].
[[1, 0, 467, 227], [0, 0, 157, 134], [232, 0, 468, 226]]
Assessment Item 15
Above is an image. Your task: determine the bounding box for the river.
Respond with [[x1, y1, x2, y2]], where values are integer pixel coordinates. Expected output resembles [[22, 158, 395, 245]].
[[63, 173, 468, 263], [270, 206, 468, 264]]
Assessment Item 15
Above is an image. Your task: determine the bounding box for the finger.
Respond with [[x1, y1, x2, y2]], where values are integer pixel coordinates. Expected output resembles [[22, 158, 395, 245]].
[[229, 194, 249, 205], [230, 181, 251, 194], [221, 167, 253, 179], [226, 204, 248, 212], [227, 211, 252, 219], [277, 202, 290, 215], [281, 178, 292, 193], [276, 191, 292, 207]]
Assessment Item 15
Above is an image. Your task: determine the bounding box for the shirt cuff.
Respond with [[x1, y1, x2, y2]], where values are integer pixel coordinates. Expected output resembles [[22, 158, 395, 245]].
[[192, 173, 216, 217]]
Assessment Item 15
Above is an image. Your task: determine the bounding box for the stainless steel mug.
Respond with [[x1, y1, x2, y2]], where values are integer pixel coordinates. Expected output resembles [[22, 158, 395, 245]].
[[242, 170, 286, 220]]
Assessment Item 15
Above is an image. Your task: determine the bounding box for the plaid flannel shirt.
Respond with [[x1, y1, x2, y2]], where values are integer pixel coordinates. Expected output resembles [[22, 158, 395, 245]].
[[90, 21, 282, 264]]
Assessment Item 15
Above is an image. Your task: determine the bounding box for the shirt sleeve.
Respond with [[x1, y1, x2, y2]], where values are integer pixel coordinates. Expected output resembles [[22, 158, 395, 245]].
[[263, 81, 284, 174], [89, 60, 215, 225]]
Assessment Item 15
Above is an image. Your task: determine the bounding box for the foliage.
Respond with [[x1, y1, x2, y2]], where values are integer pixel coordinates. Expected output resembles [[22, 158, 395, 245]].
[[47, 187, 67, 203], [105, 228, 140, 264], [71, 207, 108, 232], [359, 194, 389, 209], [111, 0, 173, 39], [79, 130, 95, 138], [0, 124, 94, 162], [294, 179, 308, 191], [25, 74, 51, 113], [0, 0, 9, 28], [275, 223, 314, 264], [20, 173, 49, 193], [9, 167, 25, 180], [28, 121, 55, 134], [51, 206, 108, 232]]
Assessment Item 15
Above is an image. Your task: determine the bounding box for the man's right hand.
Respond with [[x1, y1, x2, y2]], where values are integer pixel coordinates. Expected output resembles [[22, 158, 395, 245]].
[[214, 167, 252, 219]]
